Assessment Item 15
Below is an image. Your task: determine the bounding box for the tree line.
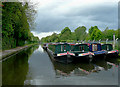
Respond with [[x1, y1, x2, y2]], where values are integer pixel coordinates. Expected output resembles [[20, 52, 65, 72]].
[[2, 2, 40, 50], [41, 26, 119, 43]]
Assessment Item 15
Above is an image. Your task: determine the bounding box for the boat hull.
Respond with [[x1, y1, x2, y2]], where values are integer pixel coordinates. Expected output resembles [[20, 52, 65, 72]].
[[54, 55, 74, 64], [73, 55, 93, 63], [43, 46, 47, 50], [47, 48, 74, 63], [106, 52, 119, 58], [92, 51, 107, 60]]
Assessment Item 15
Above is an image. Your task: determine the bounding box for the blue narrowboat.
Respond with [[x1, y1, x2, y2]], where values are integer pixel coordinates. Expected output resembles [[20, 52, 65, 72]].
[[71, 44, 94, 62], [88, 43, 107, 59], [101, 44, 119, 57], [47, 43, 75, 63]]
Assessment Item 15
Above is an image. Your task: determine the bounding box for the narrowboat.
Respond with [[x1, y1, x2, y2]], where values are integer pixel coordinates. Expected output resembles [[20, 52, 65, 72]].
[[101, 44, 119, 57], [88, 43, 107, 59], [47, 43, 75, 63], [42, 43, 49, 50], [71, 44, 94, 62]]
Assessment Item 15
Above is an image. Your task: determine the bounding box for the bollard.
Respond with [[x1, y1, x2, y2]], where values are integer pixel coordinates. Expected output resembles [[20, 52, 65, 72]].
[[113, 34, 115, 49], [106, 39, 108, 44], [99, 39, 101, 43]]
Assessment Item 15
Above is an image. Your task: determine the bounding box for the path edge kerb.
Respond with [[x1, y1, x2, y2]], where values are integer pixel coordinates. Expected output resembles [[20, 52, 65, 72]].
[[0, 44, 38, 61]]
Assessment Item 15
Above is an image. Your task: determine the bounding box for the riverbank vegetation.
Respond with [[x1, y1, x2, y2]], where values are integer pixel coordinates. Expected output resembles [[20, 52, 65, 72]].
[[2, 2, 40, 50], [41, 26, 119, 43]]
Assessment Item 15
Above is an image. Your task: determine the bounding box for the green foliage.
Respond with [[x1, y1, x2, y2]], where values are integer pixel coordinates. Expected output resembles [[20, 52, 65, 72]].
[[89, 26, 94, 36], [89, 26, 98, 36], [2, 37, 16, 50], [48, 45, 55, 53], [88, 26, 102, 40], [90, 28, 102, 40], [66, 40, 74, 43], [71, 32, 76, 40], [85, 34, 90, 41], [41, 26, 119, 43], [74, 26, 87, 41], [49, 33, 60, 42], [2, 2, 39, 50], [60, 27, 72, 40], [102, 27, 118, 40]]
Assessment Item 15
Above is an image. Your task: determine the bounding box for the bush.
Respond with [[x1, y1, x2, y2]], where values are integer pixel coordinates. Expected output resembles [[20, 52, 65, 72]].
[[2, 37, 16, 50]]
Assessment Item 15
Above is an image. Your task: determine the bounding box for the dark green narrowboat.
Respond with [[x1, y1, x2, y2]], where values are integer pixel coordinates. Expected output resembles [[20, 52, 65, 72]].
[[71, 44, 94, 62], [102, 44, 119, 57], [47, 43, 75, 63]]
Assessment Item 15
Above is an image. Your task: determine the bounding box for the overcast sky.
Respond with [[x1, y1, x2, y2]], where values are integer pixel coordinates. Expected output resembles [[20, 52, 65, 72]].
[[30, 0, 119, 39]]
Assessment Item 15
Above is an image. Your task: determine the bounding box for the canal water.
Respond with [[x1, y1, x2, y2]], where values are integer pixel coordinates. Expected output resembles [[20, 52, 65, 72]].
[[2, 45, 120, 85]]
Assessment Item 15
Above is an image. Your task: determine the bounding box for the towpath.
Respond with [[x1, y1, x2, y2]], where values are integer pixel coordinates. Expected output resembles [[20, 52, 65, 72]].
[[0, 44, 38, 60]]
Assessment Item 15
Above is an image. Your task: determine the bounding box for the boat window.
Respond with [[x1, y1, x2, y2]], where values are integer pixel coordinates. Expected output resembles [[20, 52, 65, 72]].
[[105, 46, 107, 50], [82, 46, 84, 52], [79, 46, 84, 51], [61, 45, 63, 51], [107, 45, 109, 50], [71, 45, 74, 51], [82, 46, 84, 50], [64, 45, 66, 51], [79, 46, 81, 51], [92, 44, 97, 51]]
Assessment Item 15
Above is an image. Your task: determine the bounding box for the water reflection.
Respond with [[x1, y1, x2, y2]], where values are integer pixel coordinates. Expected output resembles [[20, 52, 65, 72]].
[[33, 45, 44, 53], [52, 61, 100, 77], [2, 45, 39, 85], [50, 56, 120, 77]]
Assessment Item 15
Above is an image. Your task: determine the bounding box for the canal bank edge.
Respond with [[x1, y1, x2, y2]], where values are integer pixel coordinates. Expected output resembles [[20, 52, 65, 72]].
[[0, 44, 39, 61]]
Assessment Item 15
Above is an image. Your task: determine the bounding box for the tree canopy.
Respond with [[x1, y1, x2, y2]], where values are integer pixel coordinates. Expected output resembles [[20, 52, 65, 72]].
[[90, 26, 102, 40], [75, 26, 87, 41], [41, 26, 119, 43], [60, 27, 72, 41], [2, 2, 39, 50]]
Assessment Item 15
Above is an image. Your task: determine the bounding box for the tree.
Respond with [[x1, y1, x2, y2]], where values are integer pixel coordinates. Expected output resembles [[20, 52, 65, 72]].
[[102, 28, 117, 40], [2, 2, 38, 50], [74, 26, 87, 41], [60, 27, 72, 41], [48, 33, 60, 42], [88, 26, 94, 36], [71, 32, 76, 40], [90, 27, 102, 40]]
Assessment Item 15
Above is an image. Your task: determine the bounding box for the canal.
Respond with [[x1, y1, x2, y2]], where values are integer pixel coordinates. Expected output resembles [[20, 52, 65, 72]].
[[2, 45, 120, 85]]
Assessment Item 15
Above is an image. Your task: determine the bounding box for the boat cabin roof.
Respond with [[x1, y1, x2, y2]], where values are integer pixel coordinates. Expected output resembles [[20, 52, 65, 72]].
[[51, 43, 70, 45], [89, 42, 101, 45], [68, 43, 76, 45], [101, 44, 112, 46], [75, 44, 88, 46]]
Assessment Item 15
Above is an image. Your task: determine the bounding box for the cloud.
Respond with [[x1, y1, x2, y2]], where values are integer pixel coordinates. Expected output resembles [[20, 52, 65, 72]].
[[30, 0, 119, 37], [31, 31, 60, 40]]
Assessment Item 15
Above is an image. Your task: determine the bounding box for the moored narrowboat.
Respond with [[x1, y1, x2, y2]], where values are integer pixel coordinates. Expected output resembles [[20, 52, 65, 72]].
[[101, 44, 119, 57], [88, 43, 107, 59], [47, 43, 75, 63], [42, 43, 49, 50], [71, 44, 94, 62]]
